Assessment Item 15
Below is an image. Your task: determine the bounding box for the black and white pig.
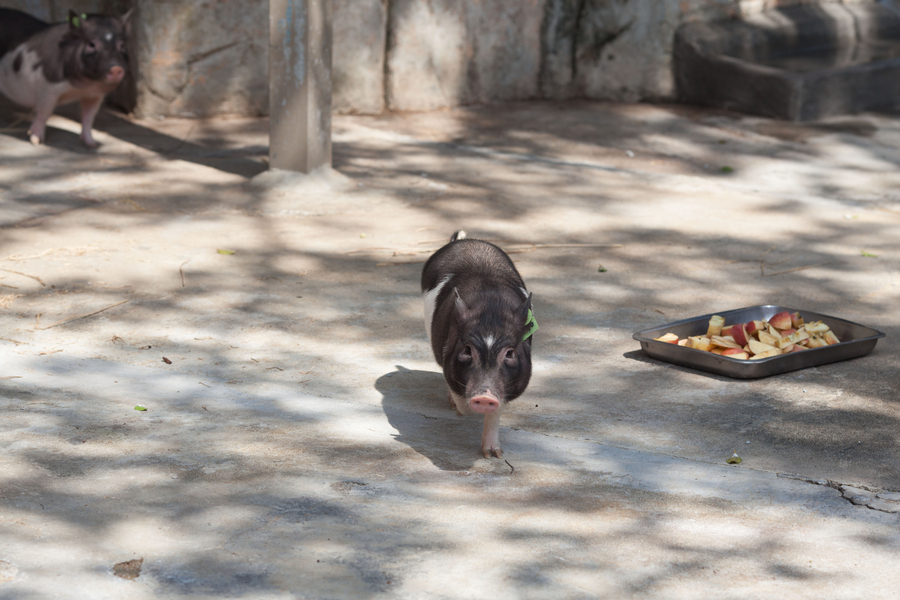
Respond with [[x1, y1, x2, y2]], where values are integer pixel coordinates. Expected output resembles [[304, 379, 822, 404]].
[[0, 8, 130, 147], [422, 231, 537, 458]]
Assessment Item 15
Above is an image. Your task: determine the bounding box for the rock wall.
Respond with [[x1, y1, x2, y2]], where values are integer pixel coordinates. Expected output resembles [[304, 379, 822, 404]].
[[0, 0, 883, 116]]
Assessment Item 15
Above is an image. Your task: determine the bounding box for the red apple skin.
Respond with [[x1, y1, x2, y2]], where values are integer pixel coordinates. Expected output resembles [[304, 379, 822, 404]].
[[769, 311, 793, 330], [721, 348, 750, 359], [790, 345, 806, 352], [731, 323, 751, 346], [746, 320, 765, 337], [790, 312, 804, 329], [780, 328, 796, 337], [721, 325, 733, 336]]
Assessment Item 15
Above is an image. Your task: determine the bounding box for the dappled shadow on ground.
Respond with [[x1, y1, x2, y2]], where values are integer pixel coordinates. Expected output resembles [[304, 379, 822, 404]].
[[1, 99, 899, 596]]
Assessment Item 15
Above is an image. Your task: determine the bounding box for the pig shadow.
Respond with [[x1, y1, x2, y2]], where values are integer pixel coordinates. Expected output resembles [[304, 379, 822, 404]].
[[376, 366, 488, 471]]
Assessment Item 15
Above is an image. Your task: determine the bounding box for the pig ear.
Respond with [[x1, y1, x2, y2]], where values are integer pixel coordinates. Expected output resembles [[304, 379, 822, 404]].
[[454, 288, 470, 322], [120, 8, 134, 34], [518, 292, 533, 319], [68, 10, 85, 30]]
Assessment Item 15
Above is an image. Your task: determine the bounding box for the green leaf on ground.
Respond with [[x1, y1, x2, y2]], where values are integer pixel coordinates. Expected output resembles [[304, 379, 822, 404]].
[[861, 251, 878, 258], [134, 405, 147, 411], [217, 249, 235, 255]]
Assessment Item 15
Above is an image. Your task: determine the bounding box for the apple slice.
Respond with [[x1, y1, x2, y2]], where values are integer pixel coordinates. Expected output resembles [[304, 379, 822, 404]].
[[746, 320, 766, 338], [711, 335, 742, 349], [678, 339, 688, 346], [721, 348, 750, 360], [790, 312, 805, 329], [804, 321, 830, 334], [758, 331, 780, 346], [707, 315, 725, 337], [750, 348, 782, 360], [769, 311, 792, 330], [766, 324, 783, 339], [790, 345, 807, 352], [721, 325, 733, 337], [806, 335, 828, 348], [731, 323, 751, 346], [687, 336, 712, 352], [823, 330, 841, 345], [748, 339, 778, 355], [655, 333, 679, 344]]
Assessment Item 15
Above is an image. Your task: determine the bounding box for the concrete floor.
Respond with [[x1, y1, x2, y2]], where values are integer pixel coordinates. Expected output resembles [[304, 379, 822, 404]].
[[1, 99, 899, 599]]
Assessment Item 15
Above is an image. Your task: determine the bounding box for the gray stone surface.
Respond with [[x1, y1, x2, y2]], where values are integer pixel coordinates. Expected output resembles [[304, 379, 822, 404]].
[[2, 0, 889, 117], [2, 98, 900, 597], [332, 0, 387, 115], [133, 0, 268, 118]]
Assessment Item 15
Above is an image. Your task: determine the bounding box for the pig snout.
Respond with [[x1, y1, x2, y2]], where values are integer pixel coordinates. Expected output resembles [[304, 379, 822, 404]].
[[469, 391, 500, 414], [106, 66, 125, 83]]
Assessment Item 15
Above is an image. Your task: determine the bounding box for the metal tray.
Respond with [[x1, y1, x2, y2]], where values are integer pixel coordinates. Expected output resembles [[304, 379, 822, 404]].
[[632, 305, 885, 379]]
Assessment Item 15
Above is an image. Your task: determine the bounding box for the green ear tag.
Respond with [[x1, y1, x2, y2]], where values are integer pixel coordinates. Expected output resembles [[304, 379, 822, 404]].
[[71, 15, 81, 27], [522, 308, 538, 341]]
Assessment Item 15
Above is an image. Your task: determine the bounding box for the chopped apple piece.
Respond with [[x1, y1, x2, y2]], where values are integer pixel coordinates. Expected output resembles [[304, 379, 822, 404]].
[[806, 335, 828, 348], [790, 345, 807, 352], [758, 331, 780, 346], [766, 324, 783, 338], [721, 325, 733, 336], [687, 336, 712, 351], [750, 348, 782, 359], [746, 320, 766, 337], [748, 339, 777, 355], [790, 312, 805, 329], [655, 333, 679, 344], [731, 323, 751, 346], [823, 330, 841, 345], [678, 339, 688, 346], [721, 348, 750, 360], [707, 315, 725, 337], [711, 335, 742, 349], [769, 311, 792, 330], [710, 348, 725, 355], [804, 321, 830, 334]]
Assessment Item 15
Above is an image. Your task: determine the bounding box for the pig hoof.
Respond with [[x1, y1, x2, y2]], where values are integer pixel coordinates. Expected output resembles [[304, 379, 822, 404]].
[[482, 445, 503, 459], [28, 133, 42, 145], [80, 136, 99, 149]]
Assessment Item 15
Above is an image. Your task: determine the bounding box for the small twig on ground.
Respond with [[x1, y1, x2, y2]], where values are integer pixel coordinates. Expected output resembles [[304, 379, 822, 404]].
[[179, 260, 190, 287], [1, 337, 27, 345], [0, 376, 23, 380], [762, 263, 830, 277], [505, 460, 515, 474], [37, 299, 129, 330], [199, 381, 210, 388], [0, 269, 46, 286]]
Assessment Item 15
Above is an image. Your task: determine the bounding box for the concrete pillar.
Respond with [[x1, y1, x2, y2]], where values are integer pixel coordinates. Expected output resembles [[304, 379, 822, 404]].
[[269, 0, 332, 172]]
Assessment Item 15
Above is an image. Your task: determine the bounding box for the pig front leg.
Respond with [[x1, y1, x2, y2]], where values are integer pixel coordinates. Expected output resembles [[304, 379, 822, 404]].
[[481, 411, 502, 458], [27, 95, 60, 145], [79, 96, 104, 148]]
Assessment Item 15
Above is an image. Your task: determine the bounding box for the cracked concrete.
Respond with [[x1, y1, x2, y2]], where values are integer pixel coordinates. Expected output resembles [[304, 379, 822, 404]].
[[1, 98, 899, 598]]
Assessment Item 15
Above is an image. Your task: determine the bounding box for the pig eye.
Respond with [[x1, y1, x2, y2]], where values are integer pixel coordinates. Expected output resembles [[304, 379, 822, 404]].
[[504, 349, 517, 363], [85, 41, 98, 54], [458, 345, 473, 362]]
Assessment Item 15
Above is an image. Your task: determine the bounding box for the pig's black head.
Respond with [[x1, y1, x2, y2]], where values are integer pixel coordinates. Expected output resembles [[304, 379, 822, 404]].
[[444, 289, 534, 404], [62, 10, 130, 85]]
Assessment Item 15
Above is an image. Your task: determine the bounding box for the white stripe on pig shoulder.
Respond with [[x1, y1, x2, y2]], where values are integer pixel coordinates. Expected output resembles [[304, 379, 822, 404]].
[[423, 274, 452, 345]]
